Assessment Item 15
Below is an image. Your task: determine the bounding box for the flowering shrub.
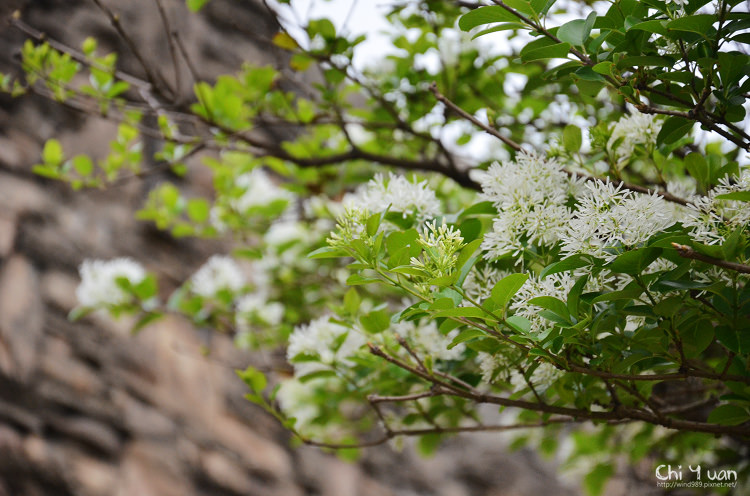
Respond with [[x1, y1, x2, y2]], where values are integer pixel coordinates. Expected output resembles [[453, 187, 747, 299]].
[[4, 0, 750, 492]]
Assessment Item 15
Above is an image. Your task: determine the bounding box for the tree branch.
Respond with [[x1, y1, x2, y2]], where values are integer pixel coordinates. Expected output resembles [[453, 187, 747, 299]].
[[672, 243, 750, 275]]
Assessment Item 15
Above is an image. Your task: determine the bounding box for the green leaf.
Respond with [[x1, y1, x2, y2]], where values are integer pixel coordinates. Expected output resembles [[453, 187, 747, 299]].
[[361, 308, 390, 334], [629, 19, 668, 35], [541, 254, 592, 278], [186, 198, 210, 223], [606, 247, 662, 275], [460, 201, 496, 218], [72, 155, 94, 176], [529, 296, 571, 321], [346, 274, 381, 285], [186, 0, 209, 12], [684, 152, 708, 187], [68, 306, 94, 321], [433, 307, 493, 320], [308, 246, 348, 259], [591, 285, 644, 303], [237, 366, 267, 393], [343, 288, 360, 315], [459, 6, 518, 31], [471, 23, 526, 40], [417, 433, 442, 457], [506, 315, 531, 334], [297, 369, 338, 383], [667, 14, 717, 35], [272, 32, 299, 50], [132, 312, 163, 334], [707, 404, 750, 426], [42, 139, 64, 166], [584, 463, 614, 496], [716, 191, 750, 202], [557, 19, 589, 46], [455, 239, 483, 287], [656, 116, 695, 145], [520, 42, 571, 62], [448, 329, 485, 349], [490, 273, 529, 311], [562, 124, 582, 152]]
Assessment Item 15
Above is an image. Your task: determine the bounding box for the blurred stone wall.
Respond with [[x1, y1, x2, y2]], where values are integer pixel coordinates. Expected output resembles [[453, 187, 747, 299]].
[[0, 1, 585, 495]]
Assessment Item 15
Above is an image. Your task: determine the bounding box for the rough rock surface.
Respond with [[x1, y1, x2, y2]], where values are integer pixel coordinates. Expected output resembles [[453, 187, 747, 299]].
[[0, 1, 623, 495]]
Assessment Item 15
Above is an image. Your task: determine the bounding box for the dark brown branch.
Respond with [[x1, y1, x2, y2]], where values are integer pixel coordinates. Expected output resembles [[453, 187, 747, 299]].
[[299, 417, 583, 450], [568, 363, 750, 385], [368, 344, 750, 436], [672, 243, 750, 275]]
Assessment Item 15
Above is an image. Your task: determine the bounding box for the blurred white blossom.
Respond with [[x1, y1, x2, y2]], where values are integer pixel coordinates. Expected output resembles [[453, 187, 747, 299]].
[[607, 111, 662, 166], [76, 258, 146, 307], [236, 293, 284, 328], [392, 319, 465, 362], [190, 255, 245, 298], [510, 362, 563, 392], [232, 168, 294, 212]]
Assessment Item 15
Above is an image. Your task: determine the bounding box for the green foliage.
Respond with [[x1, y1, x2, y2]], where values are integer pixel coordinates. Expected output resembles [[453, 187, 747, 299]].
[[7, 0, 750, 492]]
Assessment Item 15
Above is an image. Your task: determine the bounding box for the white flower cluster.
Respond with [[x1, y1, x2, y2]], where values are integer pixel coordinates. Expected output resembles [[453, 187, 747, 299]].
[[392, 319, 465, 362], [560, 181, 676, 260], [607, 111, 662, 166], [275, 377, 328, 436], [477, 351, 516, 383], [683, 169, 750, 245], [232, 167, 294, 212], [190, 255, 245, 298], [287, 316, 366, 377], [509, 362, 563, 393], [344, 173, 441, 222], [511, 273, 577, 334], [76, 258, 147, 307], [235, 293, 284, 328], [479, 151, 579, 258]]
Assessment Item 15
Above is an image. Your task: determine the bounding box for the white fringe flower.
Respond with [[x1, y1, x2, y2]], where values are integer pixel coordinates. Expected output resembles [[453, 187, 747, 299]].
[[344, 173, 441, 222], [287, 316, 366, 377], [478, 151, 579, 258], [560, 180, 676, 260], [76, 258, 147, 307], [683, 169, 750, 245]]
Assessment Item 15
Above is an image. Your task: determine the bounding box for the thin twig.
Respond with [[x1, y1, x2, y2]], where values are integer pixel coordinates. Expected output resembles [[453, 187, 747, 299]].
[[430, 82, 522, 152], [90, 0, 172, 98], [153, 0, 182, 98], [672, 243, 750, 275]]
